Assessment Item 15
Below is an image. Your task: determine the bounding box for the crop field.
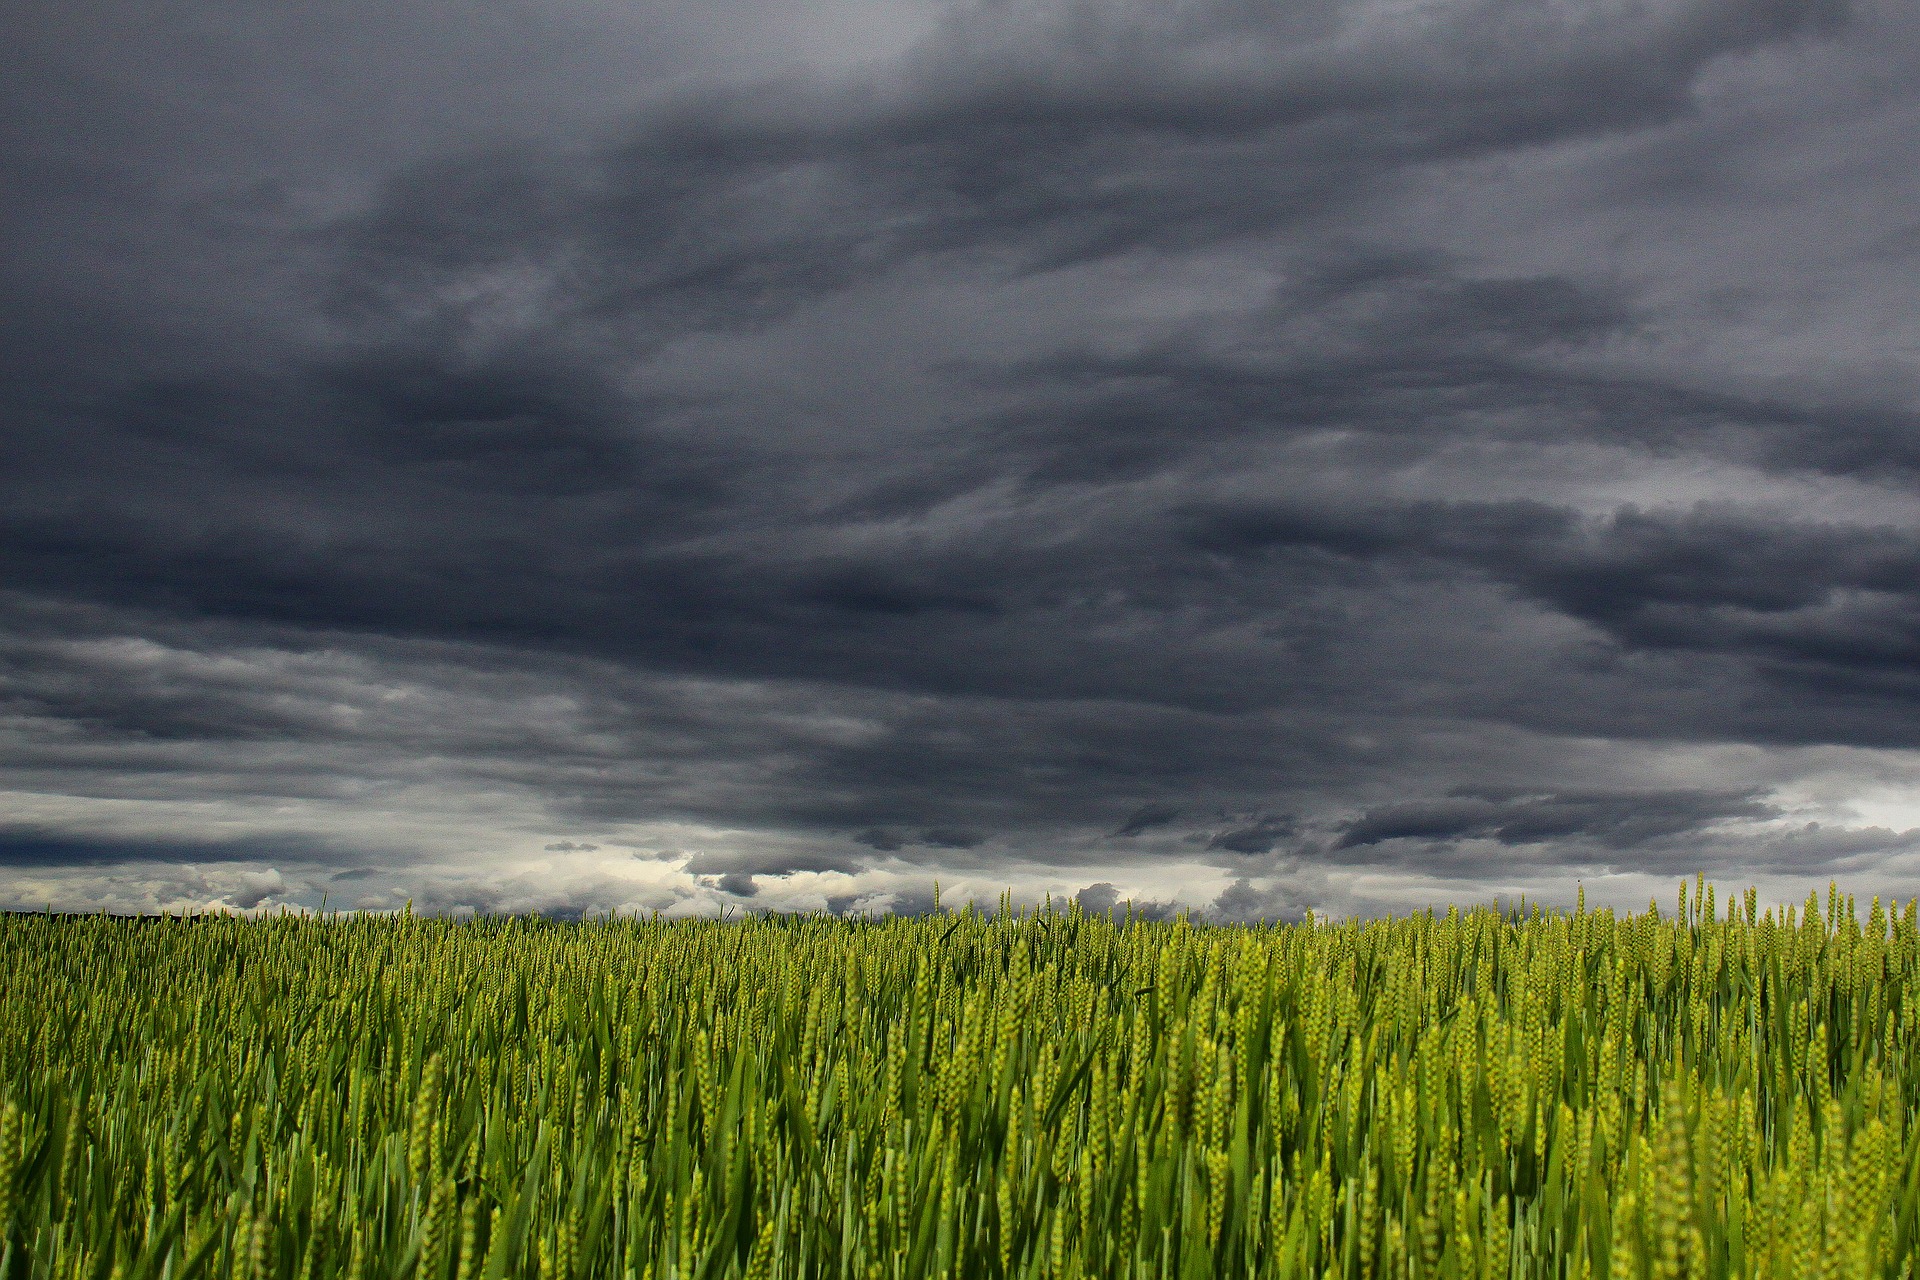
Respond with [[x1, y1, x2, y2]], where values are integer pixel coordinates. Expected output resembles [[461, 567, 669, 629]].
[[0, 880, 1917, 1280]]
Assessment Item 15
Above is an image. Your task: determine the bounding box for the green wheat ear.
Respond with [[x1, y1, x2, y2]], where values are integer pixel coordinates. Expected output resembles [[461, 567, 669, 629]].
[[0, 1097, 19, 1237]]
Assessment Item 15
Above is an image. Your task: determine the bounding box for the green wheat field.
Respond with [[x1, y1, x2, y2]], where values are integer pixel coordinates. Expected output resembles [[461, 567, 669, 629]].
[[1, 879, 1916, 1280]]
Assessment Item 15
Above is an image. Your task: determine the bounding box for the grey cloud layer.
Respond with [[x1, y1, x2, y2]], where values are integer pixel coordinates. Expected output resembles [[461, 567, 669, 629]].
[[4, 0, 1919, 916]]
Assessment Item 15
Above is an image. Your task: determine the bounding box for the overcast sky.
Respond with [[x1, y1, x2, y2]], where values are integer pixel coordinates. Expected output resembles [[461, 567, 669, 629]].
[[6, 0, 1920, 919]]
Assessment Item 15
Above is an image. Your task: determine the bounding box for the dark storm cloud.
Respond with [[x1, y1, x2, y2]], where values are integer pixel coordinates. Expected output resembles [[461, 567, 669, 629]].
[[1112, 804, 1182, 838], [303, 0, 1847, 348], [1208, 818, 1297, 856], [1075, 882, 1180, 920], [1, 4, 1879, 681], [972, 247, 1920, 495], [715, 872, 759, 898], [1210, 873, 1323, 924], [1182, 498, 1920, 722], [6, 0, 1920, 914], [1075, 882, 1122, 915], [1334, 789, 1777, 851], [0, 828, 341, 868], [921, 827, 986, 849]]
